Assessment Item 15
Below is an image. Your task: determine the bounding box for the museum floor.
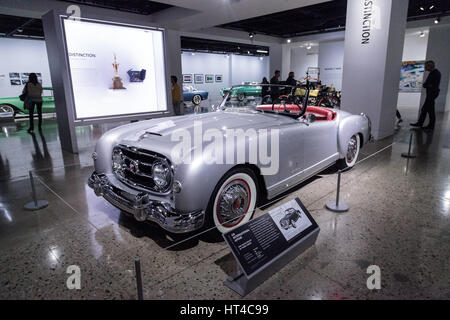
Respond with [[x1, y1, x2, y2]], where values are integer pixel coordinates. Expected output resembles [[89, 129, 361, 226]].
[[0, 105, 449, 300]]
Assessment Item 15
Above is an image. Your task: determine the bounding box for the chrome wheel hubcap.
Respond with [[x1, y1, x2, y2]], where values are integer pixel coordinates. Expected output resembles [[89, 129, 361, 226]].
[[346, 136, 358, 164], [217, 180, 250, 227], [193, 95, 201, 104]]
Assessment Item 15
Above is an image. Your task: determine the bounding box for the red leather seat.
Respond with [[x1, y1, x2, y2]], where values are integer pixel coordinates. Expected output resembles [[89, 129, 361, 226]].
[[256, 104, 336, 121]]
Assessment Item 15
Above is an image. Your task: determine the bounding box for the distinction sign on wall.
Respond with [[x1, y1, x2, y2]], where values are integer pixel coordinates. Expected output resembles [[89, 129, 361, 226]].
[[63, 18, 168, 120]]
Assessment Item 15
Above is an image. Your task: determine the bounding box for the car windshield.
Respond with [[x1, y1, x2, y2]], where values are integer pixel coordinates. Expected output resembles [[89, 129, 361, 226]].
[[183, 85, 196, 92], [217, 84, 308, 117]]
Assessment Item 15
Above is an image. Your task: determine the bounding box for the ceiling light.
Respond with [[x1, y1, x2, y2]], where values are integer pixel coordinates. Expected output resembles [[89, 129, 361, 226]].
[[256, 49, 268, 54], [306, 45, 312, 50], [259, 57, 263, 61], [287, 39, 291, 43], [429, 5, 434, 10], [191, 52, 195, 56], [17, 28, 23, 33], [247, 50, 250, 54], [419, 31, 425, 37], [434, 17, 440, 24], [249, 32, 254, 39], [420, 6, 424, 11]]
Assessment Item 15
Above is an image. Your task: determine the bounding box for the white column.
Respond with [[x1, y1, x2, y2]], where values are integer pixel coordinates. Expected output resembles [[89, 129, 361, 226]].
[[341, 0, 409, 139], [269, 43, 282, 76], [423, 25, 450, 113]]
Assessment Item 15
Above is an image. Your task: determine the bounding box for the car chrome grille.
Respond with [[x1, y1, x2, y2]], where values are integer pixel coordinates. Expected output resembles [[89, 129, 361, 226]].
[[114, 145, 171, 193]]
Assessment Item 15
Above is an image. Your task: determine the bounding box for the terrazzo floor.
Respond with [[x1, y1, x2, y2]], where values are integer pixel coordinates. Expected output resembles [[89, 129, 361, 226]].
[[0, 105, 449, 299]]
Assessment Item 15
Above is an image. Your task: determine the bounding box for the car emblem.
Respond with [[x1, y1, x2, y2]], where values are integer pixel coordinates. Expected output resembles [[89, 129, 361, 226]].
[[129, 160, 139, 174]]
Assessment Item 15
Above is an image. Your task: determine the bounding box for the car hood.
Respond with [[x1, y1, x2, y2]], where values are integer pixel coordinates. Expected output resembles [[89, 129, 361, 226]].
[[102, 109, 294, 159]]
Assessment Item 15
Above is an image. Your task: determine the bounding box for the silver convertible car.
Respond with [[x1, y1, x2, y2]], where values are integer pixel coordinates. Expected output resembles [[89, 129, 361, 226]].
[[88, 85, 371, 234]]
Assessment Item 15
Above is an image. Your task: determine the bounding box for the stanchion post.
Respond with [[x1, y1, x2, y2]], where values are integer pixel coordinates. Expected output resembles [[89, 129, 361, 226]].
[[326, 170, 349, 213], [135, 257, 144, 300], [401, 132, 417, 158], [24, 171, 49, 211]]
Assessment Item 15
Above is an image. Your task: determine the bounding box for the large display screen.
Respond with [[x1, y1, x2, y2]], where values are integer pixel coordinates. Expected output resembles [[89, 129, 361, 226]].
[[62, 18, 168, 120]]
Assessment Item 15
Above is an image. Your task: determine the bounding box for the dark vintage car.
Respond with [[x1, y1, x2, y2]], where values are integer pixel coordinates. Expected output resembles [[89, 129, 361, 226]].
[[279, 208, 302, 230]]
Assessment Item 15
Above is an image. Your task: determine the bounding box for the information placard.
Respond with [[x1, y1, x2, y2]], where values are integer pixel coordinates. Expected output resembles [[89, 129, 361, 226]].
[[223, 198, 318, 278]]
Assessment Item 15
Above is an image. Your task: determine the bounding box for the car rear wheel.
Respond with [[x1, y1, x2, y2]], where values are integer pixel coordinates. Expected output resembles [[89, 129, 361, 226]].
[[192, 94, 202, 105], [237, 92, 245, 101], [337, 134, 360, 169], [206, 168, 258, 235]]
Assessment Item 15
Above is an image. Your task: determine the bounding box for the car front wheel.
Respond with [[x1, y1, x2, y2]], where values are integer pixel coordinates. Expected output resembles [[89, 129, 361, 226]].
[[192, 94, 202, 105], [207, 168, 258, 234], [337, 134, 360, 169]]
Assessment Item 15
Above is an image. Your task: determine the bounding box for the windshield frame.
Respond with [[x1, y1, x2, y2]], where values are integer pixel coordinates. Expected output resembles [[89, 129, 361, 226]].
[[218, 83, 310, 119]]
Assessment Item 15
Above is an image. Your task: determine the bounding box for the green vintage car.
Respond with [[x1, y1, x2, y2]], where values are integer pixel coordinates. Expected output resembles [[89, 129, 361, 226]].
[[0, 87, 55, 118], [220, 82, 262, 101]]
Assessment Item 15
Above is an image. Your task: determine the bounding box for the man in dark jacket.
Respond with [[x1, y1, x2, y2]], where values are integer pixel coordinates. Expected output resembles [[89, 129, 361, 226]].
[[270, 70, 281, 101], [286, 72, 297, 86], [411, 60, 441, 130]]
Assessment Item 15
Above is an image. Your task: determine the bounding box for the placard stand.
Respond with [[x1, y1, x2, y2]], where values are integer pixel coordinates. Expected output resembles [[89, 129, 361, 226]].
[[224, 228, 319, 296], [223, 197, 320, 297]]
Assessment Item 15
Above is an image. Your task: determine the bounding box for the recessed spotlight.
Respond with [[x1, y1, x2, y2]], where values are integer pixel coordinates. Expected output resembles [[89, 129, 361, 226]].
[[259, 56, 263, 61], [17, 28, 23, 33], [287, 39, 291, 43], [249, 32, 254, 39], [191, 52, 195, 56], [420, 6, 425, 11], [419, 31, 425, 37], [306, 45, 312, 50], [429, 5, 434, 10], [434, 17, 440, 24]]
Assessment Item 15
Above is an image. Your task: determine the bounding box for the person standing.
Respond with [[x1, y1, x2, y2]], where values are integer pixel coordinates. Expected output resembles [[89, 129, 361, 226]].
[[23, 73, 43, 133], [410, 60, 441, 130], [270, 70, 281, 101], [171, 75, 183, 115], [261, 77, 269, 102], [285, 71, 297, 86]]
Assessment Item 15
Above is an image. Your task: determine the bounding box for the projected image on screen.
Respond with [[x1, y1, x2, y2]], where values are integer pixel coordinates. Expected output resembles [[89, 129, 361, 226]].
[[63, 19, 167, 119]]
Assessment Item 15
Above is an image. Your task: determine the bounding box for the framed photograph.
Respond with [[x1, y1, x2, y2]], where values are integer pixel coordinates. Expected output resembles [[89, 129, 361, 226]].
[[10, 79, 21, 86], [194, 74, 203, 84], [22, 80, 28, 85], [205, 74, 214, 83], [215, 75, 223, 83], [21, 73, 30, 79], [9, 72, 20, 79], [183, 74, 192, 83], [399, 61, 425, 92]]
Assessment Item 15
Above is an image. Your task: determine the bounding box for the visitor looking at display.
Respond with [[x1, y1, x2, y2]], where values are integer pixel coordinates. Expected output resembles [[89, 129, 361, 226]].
[[270, 70, 281, 101], [171, 75, 184, 115], [410, 60, 441, 131], [22, 73, 43, 133]]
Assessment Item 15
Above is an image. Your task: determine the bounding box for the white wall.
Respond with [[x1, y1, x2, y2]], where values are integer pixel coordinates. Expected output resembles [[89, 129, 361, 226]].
[[181, 51, 231, 101], [290, 47, 319, 81], [0, 38, 52, 98], [181, 52, 269, 101], [318, 40, 345, 90], [231, 54, 269, 86], [397, 28, 429, 108]]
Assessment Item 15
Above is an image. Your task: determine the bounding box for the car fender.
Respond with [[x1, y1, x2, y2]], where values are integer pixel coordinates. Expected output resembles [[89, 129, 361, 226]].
[[337, 114, 369, 158]]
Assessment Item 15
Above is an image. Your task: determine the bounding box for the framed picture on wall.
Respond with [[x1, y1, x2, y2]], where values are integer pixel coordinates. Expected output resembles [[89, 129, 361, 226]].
[[194, 74, 203, 84], [205, 74, 214, 83], [183, 74, 192, 83], [215, 75, 223, 83], [9, 72, 20, 79], [10, 79, 21, 86]]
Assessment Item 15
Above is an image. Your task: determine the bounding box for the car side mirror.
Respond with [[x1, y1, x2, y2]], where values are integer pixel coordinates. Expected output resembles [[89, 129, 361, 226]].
[[306, 113, 316, 123]]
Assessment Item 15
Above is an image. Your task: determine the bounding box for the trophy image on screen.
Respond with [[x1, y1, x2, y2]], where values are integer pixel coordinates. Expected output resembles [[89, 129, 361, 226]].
[[111, 54, 126, 90]]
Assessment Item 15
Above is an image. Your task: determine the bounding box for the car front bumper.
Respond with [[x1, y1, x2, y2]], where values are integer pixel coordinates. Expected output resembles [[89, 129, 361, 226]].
[[88, 172, 205, 233]]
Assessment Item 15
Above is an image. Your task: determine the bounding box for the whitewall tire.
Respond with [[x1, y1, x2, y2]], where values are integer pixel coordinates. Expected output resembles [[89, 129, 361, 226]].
[[338, 134, 360, 169], [211, 171, 257, 234]]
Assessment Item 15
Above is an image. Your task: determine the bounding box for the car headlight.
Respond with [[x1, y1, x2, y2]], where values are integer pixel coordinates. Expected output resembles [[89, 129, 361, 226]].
[[112, 149, 125, 175], [152, 160, 172, 190]]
